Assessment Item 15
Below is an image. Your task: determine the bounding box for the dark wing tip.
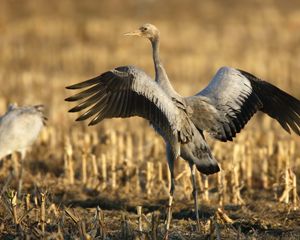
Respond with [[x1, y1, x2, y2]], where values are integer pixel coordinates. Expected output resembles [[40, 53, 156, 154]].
[[65, 96, 74, 102], [65, 76, 101, 90], [88, 121, 96, 126], [75, 114, 89, 122], [239, 69, 300, 136], [68, 107, 79, 113], [66, 85, 77, 90]]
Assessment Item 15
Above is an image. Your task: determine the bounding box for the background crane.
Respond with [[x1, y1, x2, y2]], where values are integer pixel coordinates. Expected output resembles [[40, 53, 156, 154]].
[[0, 104, 46, 196]]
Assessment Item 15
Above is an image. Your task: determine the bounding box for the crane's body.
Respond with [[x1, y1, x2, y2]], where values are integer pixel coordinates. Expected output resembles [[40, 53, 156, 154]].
[[0, 104, 46, 196], [0, 104, 45, 159], [66, 24, 300, 237]]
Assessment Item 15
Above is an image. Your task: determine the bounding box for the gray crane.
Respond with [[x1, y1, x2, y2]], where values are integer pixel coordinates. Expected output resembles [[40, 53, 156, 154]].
[[0, 104, 46, 196], [65, 23, 300, 235]]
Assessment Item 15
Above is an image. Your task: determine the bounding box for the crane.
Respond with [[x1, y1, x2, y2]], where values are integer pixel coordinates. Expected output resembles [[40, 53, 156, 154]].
[[65, 23, 300, 237], [0, 104, 46, 196]]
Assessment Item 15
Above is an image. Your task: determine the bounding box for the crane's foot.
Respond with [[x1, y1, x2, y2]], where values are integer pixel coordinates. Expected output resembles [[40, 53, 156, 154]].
[[163, 195, 173, 240]]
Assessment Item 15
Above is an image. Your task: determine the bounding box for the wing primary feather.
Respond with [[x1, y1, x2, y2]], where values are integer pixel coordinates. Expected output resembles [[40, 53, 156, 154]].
[[76, 94, 109, 121], [66, 78, 100, 90], [68, 90, 106, 112], [65, 84, 102, 101]]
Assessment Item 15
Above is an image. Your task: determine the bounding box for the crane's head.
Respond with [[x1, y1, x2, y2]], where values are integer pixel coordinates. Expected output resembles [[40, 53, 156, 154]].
[[124, 23, 160, 42]]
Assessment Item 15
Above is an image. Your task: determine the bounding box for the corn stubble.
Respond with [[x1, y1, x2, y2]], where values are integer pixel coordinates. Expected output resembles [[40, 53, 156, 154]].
[[0, 0, 300, 239]]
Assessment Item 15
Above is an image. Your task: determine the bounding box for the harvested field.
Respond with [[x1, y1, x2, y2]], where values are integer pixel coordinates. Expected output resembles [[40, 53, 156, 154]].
[[0, 0, 300, 239]]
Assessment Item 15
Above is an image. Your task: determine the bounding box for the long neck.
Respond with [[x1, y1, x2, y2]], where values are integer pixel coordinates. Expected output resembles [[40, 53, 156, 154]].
[[151, 38, 178, 97], [151, 38, 162, 82]]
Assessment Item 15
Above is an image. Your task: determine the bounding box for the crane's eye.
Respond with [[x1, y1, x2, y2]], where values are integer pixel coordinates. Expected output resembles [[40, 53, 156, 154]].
[[141, 27, 148, 32]]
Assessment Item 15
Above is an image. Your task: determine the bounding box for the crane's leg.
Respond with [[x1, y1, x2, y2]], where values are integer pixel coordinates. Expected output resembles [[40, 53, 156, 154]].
[[18, 150, 26, 197], [164, 144, 178, 240], [189, 163, 200, 231], [165, 172, 175, 237]]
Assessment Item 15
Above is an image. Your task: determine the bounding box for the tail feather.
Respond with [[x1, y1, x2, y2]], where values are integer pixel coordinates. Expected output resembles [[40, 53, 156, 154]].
[[194, 153, 220, 175], [33, 105, 47, 125]]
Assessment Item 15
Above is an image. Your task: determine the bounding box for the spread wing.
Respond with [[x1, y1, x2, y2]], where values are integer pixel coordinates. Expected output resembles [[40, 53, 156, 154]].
[[65, 66, 193, 143], [186, 66, 300, 141]]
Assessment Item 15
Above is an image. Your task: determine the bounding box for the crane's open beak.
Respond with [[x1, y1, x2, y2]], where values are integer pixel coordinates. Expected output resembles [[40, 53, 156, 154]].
[[124, 30, 142, 37]]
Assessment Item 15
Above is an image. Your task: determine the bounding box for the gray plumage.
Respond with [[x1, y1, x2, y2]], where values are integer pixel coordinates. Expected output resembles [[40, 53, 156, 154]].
[[65, 23, 300, 231], [0, 104, 46, 196], [186, 67, 300, 141], [0, 104, 46, 159]]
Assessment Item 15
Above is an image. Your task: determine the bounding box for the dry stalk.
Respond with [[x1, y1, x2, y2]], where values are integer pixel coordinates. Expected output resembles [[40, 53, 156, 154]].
[[34, 194, 39, 222], [197, 171, 204, 196], [81, 153, 87, 184], [125, 133, 133, 160], [216, 208, 233, 224], [245, 151, 253, 189], [25, 193, 30, 216], [151, 212, 160, 240], [279, 168, 296, 204], [64, 137, 74, 185], [175, 169, 187, 181], [91, 131, 99, 147], [181, 165, 191, 200], [260, 148, 269, 189], [136, 166, 140, 193], [296, 158, 300, 170], [10, 190, 18, 225], [137, 133, 144, 163], [146, 162, 153, 196], [153, 137, 160, 159], [278, 144, 293, 204], [267, 132, 274, 156], [279, 169, 290, 203], [111, 152, 117, 191], [91, 154, 98, 178], [289, 141, 295, 161], [124, 158, 130, 193], [23, 194, 30, 209], [217, 169, 226, 207], [203, 175, 209, 202], [125, 134, 133, 193], [40, 192, 46, 235], [158, 162, 163, 183], [101, 154, 107, 189], [276, 141, 285, 190], [137, 206, 143, 232], [239, 145, 246, 182], [83, 133, 91, 154], [292, 171, 299, 210], [111, 158, 117, 190], [110, 131, 117, 190], [48, 203, 59, 217], [232, 145, 245, 205], [96, 207, 106, 239], [118, 134, 124, 161], [48, 127, 57, 149]]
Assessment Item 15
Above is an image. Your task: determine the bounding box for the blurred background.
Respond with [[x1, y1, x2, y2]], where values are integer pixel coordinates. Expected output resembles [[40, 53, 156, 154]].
[[1, 0, 300, 238]]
